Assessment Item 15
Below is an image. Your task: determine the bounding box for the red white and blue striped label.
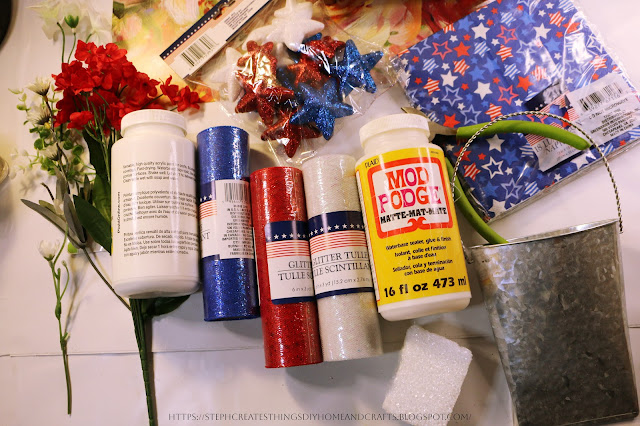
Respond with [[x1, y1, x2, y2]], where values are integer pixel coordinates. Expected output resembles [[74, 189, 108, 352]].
[[308, 211, 373, 299], [199, 182, 218, 259], [199, 179, 253, 260], [265, 220, 314, 305]]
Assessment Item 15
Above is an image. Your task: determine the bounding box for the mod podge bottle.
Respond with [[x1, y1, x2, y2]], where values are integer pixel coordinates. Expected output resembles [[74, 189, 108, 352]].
[[355, 114, 470, 321], [111, 110, 200, 298]]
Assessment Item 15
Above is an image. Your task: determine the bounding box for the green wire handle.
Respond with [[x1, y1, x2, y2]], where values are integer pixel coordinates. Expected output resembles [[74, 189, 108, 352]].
[[446, 159, 507, 245], [457, 120, 590, 150], [451, 111, 623, 236]]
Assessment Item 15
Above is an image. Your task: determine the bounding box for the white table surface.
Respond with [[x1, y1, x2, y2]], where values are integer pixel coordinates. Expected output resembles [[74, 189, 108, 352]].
[[1, 0, 640, 425]]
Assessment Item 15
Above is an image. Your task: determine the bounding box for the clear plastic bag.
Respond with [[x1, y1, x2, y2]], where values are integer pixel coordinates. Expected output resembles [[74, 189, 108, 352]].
[[393, 0, 640, 221], [180, 0, 396, 165]]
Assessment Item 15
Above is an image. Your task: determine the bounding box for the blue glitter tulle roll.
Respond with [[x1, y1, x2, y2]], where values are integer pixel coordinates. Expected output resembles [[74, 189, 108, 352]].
[[197, 126, 259, 321]]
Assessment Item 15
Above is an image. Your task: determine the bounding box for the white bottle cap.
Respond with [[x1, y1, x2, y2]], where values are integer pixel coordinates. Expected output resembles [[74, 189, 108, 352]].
[[121, 109, 187, 136], [359, 113, 431, 147]]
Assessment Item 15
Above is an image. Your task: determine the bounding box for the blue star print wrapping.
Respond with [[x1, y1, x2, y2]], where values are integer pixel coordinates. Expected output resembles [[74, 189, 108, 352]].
[[397, 0, 640, 220]]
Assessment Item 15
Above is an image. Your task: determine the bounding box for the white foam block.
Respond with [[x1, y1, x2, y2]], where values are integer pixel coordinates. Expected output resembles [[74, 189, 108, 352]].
[[383, 325, 473, 426]]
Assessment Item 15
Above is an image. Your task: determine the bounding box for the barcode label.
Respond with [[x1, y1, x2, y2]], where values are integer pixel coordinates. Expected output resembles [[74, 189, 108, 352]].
[[211, 179, 254, 259], [224, 181, 249, 203], [578, 82, 625, 112], [162, 0, 273, 78], [566, 72, 640, 145], [179, 33, 218, 69]]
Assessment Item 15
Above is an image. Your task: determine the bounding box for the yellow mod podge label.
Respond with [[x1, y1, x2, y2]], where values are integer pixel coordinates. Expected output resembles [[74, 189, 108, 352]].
[[356, 147, 469, 306]]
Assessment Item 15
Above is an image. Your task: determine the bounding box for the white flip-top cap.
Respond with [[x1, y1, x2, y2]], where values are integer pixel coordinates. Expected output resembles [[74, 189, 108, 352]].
[[121, 109, 187, 136], [359, 113, 431, 147]]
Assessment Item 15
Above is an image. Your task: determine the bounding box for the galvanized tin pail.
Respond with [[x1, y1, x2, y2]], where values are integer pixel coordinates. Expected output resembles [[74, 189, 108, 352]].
[[455, 112, 638, 426]]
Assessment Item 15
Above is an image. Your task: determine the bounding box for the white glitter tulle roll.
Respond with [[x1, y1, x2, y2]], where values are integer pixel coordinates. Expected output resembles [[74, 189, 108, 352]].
[[302, 154, 383, 361]]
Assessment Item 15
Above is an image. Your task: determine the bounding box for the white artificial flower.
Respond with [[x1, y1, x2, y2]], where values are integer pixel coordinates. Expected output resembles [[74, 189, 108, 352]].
[[38, 240, 61, 261], [30, 0, 111, 43], [86, 9, 112, 44], [26, 104, 51, 126], [30, 0, 70, 40], [26, 76, 52, 97], [8, 149, 35, 180], [162, 0, 199, 26], [41, 143, 59, 159]]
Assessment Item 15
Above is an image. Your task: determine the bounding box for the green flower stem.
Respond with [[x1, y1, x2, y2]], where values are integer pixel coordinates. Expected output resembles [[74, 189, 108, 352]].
[[457, 120, 591, 150], [81, 247, 130, 311], [67, 32, 77, 64], [56, 23, 67, 63], [131, 299, 156, 426], [49, 231, 72, 415], [446, 159, 507, 245], [57, 306, 72, 415]]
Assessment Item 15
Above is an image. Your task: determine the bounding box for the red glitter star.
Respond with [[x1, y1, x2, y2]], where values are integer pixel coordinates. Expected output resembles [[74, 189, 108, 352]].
[[304, 36, 346, 60], [286, 56, 327, 87], [237, 41, 278, 87], [261, 109, 321, 157], [236, 81, 295, 125]]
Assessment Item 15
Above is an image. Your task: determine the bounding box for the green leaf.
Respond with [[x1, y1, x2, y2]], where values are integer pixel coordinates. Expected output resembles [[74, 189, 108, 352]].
[[21, 199, 83, 248], [63, 193, 86, 244], [71, 145, 84, 156], [73, 196, 112, 254], [55, 169, 68, 202], [92, 174, 111, 222], [113, 2, 125, 19], [67, 242, 78, 254], [82, 130, 107, 179], [83, 175, 91, 201], [144, 296, 191, 318], [38, 200, 58, 215]]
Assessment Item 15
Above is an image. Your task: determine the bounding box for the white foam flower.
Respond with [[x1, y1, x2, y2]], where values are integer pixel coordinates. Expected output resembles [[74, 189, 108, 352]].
[[38, 240, 61, 261], [27, 77, 52, 97]]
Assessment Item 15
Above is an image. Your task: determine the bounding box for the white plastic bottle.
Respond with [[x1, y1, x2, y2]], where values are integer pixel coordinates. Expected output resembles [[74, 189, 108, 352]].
[[355, 114, 471, 321], [111, 110, 200, 298]]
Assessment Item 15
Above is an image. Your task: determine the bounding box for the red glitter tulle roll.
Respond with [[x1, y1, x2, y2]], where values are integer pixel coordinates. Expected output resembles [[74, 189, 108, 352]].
[[250, 167, 322, 368]]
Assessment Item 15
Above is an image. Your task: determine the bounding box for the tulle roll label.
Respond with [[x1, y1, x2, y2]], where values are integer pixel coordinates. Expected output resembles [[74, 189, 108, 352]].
[[264, 220, 314, 304], [199, 179, 254, 260], [356, 147, 470, 306], [308, 211, 373, 299]]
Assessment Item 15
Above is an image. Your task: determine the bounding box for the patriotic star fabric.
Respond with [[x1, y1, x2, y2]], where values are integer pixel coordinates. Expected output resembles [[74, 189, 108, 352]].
[[397, 0, 640, 220]]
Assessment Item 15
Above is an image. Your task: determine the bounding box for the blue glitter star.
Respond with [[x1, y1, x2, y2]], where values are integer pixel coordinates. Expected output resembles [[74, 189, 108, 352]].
[[329, 39, 383, 98], [303, 33, 322, 44], [275, 66, 302, 109], [290, 79, 354, 140]]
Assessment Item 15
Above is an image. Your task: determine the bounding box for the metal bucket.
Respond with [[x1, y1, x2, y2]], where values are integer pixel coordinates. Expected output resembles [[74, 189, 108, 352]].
[[455, 112, 638, 426], [471, 220, 637, 425]]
